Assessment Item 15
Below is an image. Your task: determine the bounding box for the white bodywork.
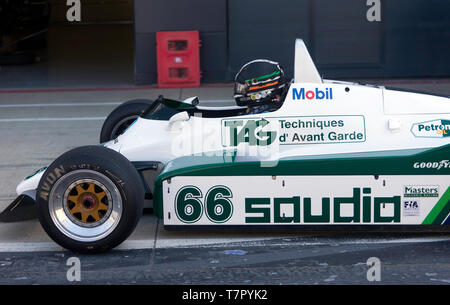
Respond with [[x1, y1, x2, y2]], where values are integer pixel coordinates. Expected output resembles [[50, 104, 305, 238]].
[[163, 175, 447, 226], [111, 82, 450, 162], [17, 39, 450, 199]]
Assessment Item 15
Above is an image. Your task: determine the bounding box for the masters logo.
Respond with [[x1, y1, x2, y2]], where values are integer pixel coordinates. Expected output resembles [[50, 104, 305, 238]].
[[404, 185, 439, 197]]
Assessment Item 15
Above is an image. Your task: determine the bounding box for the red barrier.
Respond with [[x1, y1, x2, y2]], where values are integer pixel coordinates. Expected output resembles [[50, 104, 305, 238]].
[[156, 31, 201, 88]]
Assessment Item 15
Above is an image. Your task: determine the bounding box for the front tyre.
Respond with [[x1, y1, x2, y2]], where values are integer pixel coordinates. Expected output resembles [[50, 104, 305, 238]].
[[36, 146, 144, 253]]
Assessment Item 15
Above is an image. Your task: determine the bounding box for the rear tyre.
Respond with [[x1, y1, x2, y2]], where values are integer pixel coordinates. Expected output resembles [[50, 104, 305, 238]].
[[100, 99, 154, 143], [36, 145, 144, 253]]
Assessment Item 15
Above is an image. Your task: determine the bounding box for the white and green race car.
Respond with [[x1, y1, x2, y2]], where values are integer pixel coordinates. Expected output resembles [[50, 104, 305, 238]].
[[2, 40, 449, 253]]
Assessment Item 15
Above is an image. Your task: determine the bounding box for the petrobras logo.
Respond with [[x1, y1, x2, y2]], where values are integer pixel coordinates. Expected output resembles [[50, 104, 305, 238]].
[[413, 160, 450, 170], [411, 119, 450, 138], [292, 87, 333, 101]]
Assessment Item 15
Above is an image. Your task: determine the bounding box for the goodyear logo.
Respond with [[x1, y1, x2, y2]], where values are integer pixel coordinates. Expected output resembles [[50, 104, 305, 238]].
[[413, 160, 450, 170], [411, 119, 450, 138], [292, 88, 333, 101]]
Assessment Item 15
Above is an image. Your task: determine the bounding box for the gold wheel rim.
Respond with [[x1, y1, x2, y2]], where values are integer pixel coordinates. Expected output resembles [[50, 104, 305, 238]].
[[66, 182, 109, 225], [50, 170, 122, 242]]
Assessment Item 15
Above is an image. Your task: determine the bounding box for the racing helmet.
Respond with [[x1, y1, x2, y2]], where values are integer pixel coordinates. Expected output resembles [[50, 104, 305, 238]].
[[234, 59, 288, 107]]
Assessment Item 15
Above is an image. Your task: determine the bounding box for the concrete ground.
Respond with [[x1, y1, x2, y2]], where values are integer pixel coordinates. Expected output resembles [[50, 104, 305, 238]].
[[0, 80, 449, 285], [0, 235, 449, 285]]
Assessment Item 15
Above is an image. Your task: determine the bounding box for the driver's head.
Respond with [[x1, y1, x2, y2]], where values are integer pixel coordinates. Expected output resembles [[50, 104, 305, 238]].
[[234, 59, 288, 107]]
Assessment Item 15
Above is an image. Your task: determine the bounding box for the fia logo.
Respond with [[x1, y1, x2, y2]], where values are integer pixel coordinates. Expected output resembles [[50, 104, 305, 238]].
[[403, 200, 420, 217]]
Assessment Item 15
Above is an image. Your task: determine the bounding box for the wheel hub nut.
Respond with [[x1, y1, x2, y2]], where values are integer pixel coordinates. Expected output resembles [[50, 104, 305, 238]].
[[81, 195, 95, 209]]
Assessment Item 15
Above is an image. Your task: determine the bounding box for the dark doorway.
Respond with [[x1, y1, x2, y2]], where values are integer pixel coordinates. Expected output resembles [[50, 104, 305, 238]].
[[0, 0, 135, 89]]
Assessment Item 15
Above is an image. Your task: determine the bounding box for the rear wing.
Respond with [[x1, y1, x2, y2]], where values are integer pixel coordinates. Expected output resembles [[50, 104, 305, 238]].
[[294, 39, 322, 84]]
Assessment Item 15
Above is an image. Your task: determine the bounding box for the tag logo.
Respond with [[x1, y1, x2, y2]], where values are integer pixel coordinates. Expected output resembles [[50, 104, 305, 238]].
[[292, 88, 333, 101], [223, 118, 276, 146], [411, 119, 450, 138]]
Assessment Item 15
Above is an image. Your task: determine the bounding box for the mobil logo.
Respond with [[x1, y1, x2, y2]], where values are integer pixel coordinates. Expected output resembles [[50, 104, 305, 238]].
[[292, 87, 333, 101]]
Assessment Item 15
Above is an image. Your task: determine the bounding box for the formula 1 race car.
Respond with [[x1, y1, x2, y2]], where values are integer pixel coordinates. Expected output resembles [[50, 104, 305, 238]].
[[2, 40, 449, 253]]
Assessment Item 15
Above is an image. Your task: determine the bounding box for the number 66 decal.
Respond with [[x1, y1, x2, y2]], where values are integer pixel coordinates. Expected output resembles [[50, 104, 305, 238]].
[[174, 185, 233, 223]]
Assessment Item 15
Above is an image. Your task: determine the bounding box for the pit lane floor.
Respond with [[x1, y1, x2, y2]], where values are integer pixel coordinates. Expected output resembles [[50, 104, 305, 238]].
[[0, 82, 449, 285], [0, 234, 449, 285]]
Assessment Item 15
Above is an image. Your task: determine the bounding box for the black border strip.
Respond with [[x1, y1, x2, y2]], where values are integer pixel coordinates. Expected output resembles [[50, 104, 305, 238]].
[[164, 224, 450, 233]]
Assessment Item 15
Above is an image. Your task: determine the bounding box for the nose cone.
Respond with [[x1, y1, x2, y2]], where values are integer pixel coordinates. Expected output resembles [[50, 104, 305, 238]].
[[16, 169, 45, 197]]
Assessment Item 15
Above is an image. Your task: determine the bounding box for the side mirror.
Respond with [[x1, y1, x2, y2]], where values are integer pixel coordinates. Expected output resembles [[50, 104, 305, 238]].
[[182, 96, 199, 106], [167, 111, 190, 130]]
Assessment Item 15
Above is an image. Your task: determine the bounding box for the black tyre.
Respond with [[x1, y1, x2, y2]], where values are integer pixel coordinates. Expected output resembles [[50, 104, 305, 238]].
[[100, 99, 154, 143], [36, 145, 144, 253]]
